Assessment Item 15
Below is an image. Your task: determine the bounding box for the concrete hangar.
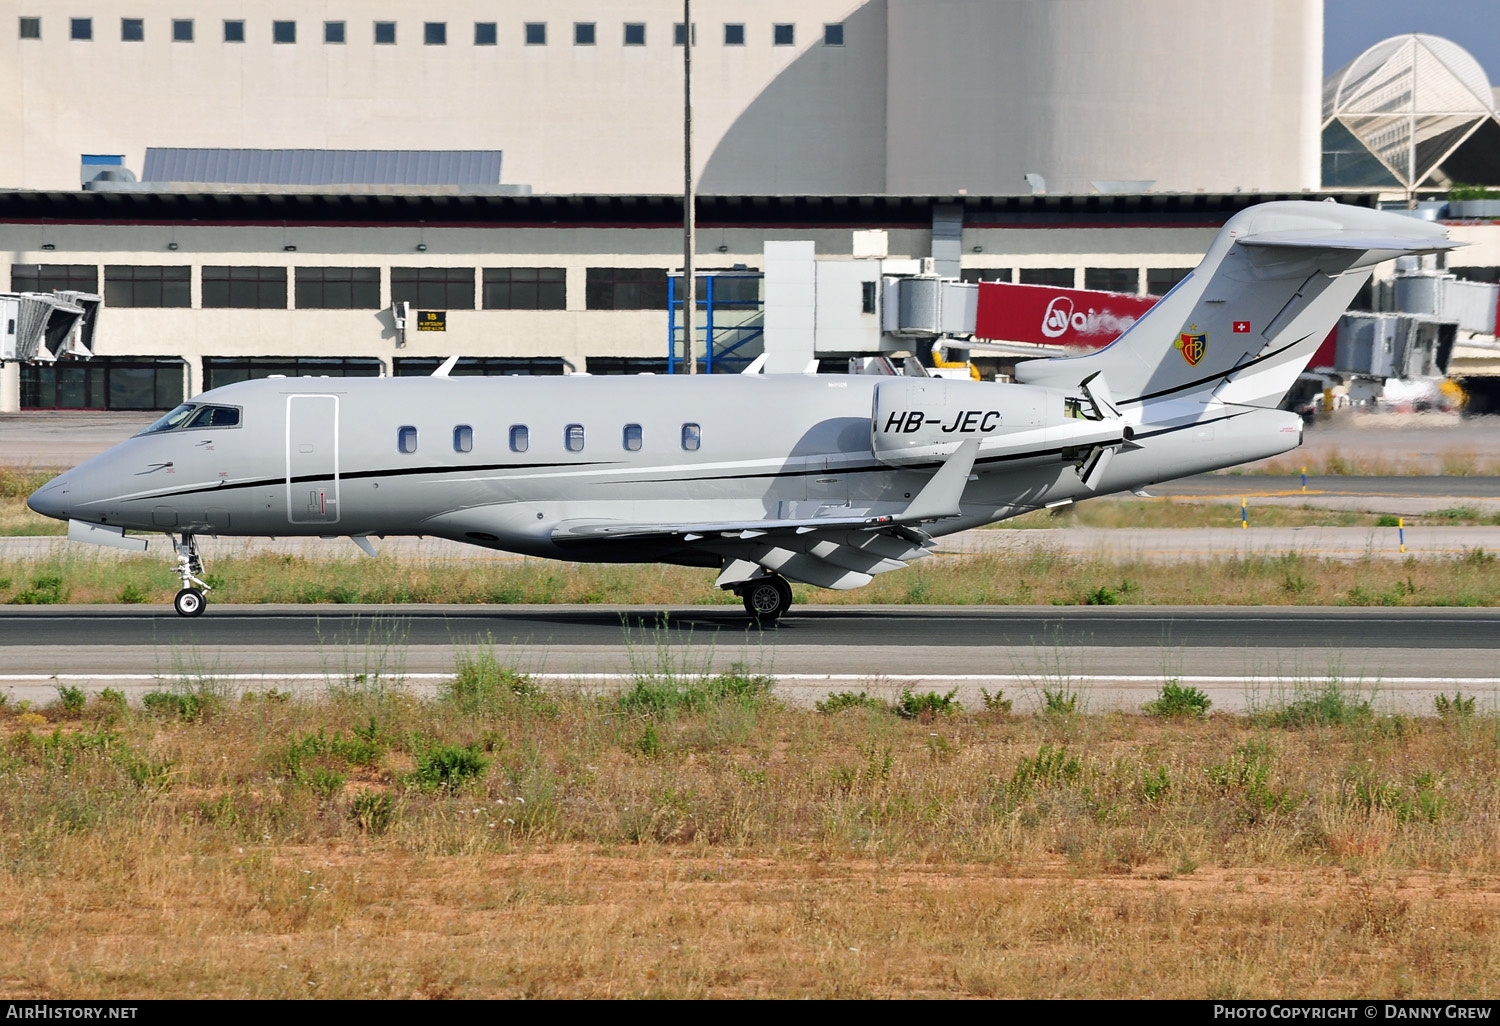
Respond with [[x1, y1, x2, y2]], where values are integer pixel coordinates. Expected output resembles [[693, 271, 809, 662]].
[[1, 0, 1497, 413]]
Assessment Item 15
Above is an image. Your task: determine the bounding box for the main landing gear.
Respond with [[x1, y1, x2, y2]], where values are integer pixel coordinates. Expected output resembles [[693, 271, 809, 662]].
[[171, 533, 211, 617], [737, 574, 793, 625]]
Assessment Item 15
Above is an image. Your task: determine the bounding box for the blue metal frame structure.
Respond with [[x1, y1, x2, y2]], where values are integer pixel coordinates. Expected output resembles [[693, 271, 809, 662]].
[[667, 272, 764, 373]]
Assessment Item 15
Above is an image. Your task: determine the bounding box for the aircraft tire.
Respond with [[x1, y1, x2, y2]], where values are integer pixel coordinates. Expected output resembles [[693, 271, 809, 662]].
[[742, 576, 791, 624], [174, 587, 207, 618]]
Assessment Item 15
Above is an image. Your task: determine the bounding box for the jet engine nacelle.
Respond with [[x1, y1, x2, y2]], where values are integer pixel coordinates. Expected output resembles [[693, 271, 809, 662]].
[[870, 377, 1127, 467]]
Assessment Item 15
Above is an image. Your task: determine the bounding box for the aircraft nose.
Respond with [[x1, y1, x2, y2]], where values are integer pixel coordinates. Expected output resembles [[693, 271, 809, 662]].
[[26, 478, 71, 521]]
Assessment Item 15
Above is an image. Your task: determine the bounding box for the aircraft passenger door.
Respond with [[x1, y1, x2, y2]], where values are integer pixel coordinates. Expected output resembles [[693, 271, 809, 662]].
[[286, 394, 340, 525]]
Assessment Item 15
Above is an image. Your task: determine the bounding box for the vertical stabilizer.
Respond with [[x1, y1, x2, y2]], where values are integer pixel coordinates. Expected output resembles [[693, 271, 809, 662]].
[[1013, 201, 1458, 407]]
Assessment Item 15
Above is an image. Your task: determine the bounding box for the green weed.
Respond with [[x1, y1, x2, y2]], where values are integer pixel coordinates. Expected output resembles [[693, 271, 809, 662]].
[[1434, 692, 1476, 719], [816, 691, 886, 715], [350, 791, 395, 834], [411, 743, 490, 791], [980, 688, 1013, 714], [1143, 680, 1212, 719], [617, 665, 774, 717], [1041, 689, 1080, 715], [893, 687, 961, 720]]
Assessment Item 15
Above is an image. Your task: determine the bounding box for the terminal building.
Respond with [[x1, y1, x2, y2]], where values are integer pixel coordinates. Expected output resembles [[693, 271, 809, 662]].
[[1, 0, 1497, 412]]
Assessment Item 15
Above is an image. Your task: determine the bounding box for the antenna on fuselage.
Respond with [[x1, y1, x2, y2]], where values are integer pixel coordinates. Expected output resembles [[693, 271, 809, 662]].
[[431, 355, 460, 377]]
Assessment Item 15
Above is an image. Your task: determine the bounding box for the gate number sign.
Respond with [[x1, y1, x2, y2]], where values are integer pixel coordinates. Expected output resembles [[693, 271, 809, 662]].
[[417, 310, 446, 331]]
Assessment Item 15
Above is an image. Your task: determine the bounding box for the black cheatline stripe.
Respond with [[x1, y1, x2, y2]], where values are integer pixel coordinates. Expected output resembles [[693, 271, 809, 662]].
[[123, 460, 618, 503], [1117, 332, 1314, 406]]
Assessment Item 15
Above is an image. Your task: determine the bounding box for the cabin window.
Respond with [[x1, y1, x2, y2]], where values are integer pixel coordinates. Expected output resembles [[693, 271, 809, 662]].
[[565, 424, 585, 453], [681, 423, 701, 451], [623, 424, 642, 451], [397, 425, 418, 453], [453, 425, 473, 453], [509, 425, 528, 453]]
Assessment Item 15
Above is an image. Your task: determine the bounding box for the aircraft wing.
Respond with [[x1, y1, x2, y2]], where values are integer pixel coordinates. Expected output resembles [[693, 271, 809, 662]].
[[548, 439, 979, 590], [552, 516, 937, 591]]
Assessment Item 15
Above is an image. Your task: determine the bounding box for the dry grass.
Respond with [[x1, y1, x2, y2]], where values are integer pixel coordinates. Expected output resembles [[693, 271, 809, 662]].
[[0, 469, 63, 536], [1000, 500, 1376, 530], [1239, 448, 1500, 477], [8, 546, 1500, 608], [2, 673, 1498, 998]]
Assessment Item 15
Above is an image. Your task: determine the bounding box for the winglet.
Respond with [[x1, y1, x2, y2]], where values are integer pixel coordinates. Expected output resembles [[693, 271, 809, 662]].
[[899, 439, 979, 522]]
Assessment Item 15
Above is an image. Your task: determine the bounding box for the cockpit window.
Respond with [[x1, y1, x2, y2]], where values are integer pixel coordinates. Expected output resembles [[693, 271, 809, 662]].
[[140, 404, 197, 434], [185, 405, 241, 429], [137, 403, 241, 435]]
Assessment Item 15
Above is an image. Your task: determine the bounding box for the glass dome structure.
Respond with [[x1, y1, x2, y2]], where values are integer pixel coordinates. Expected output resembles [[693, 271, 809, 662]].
[[1322, 34, 1500, 188]]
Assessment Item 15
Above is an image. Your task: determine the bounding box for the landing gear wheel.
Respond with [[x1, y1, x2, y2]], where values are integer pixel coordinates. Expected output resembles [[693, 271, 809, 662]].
[[741, 576, 793, 624], [174, 587, 206, 618]]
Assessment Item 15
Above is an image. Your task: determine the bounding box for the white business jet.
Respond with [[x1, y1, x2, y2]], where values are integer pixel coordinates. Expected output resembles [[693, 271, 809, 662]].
[[28, 201, 1455, 621]]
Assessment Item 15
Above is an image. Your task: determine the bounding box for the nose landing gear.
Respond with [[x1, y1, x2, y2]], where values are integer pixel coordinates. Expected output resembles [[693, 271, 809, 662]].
[[171, 533, 211, 617]]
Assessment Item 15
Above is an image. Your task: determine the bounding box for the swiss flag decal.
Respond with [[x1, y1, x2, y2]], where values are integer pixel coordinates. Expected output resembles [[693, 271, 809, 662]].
[[1233, 321, 1251, 333]]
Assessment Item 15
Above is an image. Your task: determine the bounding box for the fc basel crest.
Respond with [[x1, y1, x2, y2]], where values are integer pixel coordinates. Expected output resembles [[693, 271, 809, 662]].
[[1175, 325, 1207, 367]]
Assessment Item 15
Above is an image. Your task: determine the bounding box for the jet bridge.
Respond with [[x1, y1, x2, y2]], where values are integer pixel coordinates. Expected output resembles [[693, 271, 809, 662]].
[[0, 291, 100, 363]]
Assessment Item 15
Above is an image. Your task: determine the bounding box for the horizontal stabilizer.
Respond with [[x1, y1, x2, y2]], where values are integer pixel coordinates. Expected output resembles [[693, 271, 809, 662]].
[[1238, 229, 1460, 254]]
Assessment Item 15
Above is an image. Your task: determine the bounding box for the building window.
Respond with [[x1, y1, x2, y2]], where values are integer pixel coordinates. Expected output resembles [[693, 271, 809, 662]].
[[674, 23, 695, 45], [1146, 267, 1192, 296], [21, 357, 184, 411], [623, 23, 645, 46], [1453, 266, 1500, 284], [483, 268, 565, 310], [104, 266, 190, 308], [373, 21, 395, 44], [474, 22, 496, 45], [453, 425, 473, 453], [824, 23, 844, 46], [294, 267, 380, 309], [773, 23, 794, 46], [723, 23, 744, 45], [524, 22, 545, 45], [397, 426, 418, 454], [391, 268, 475, 310], [394, 357, 566, 377], [1084, 268, 1139, 293], [11, 264, 98, 294], [19, 17, 40, 39], [861, 280, 877, 314], [509, 425, 529, 453], [574, 22, 594, 45], [586, 267, 668, 310], [272, 20, 295, 44], [201, 266, 288, 309], [324, 21, 344, 44], [202, 357, 379, 389], [121, 18, 143, 42], [424, 22, 445, 45], [70, 17, 90, 40], [565, 424, 585, 453], [623, 424, 643, 452], [223, 20, 243, 43], [682, 423, 701, 451], [960, 268, 1014, 284], [1019, 268, 1075, 288], [585, 357, 669, 375], [172, 18, 193, 42]]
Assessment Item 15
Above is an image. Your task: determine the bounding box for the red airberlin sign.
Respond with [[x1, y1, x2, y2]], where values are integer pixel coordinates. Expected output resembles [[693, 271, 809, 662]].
[[974, 282, 1159, 350]]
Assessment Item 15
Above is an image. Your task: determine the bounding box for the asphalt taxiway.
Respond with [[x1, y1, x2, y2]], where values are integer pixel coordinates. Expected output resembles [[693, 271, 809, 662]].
[[4, 604, 1498, 713]]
